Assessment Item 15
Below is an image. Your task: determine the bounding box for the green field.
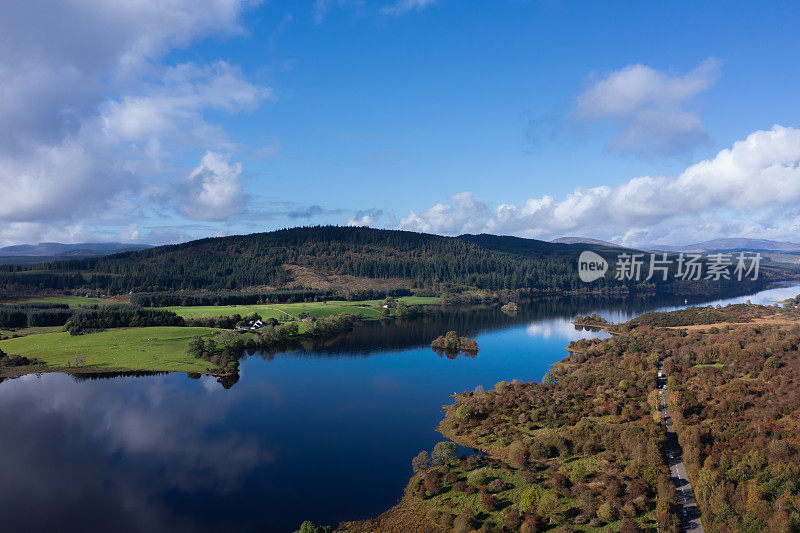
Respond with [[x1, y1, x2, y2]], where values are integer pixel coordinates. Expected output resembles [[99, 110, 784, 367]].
[[157, 296, 440, 320], [0, 295, 441, 377], [0, 326, 220, 375], [1, 326, 63, 339], [5, 295, 124, 307]]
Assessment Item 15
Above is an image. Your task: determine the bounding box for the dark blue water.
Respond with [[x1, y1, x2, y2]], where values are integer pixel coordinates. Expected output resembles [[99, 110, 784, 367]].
[[0, 285, 797, 533]]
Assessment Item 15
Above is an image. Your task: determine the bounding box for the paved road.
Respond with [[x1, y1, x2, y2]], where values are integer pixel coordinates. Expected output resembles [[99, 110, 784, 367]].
[[658, 364, 704, 533]]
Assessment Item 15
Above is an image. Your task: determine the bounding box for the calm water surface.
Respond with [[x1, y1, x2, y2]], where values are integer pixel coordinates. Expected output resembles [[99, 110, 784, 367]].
[[1, 284, 798, 532]]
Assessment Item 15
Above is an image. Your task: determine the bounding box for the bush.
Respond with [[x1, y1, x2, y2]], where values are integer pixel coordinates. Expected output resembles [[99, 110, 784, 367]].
[[480, 487, 498, 511], [596, 502, 618, 523], [509, 440, 528, 468], [294, 521, 331, 533], [488, 478, 509, 492], [520, 485, 545, 512], [504, 505, 522, 530], [432, 441, 457, 466], [620, 517, 642, 533], [452, 507, 477, 533], [425, 508, 442, 524], [423, 471, 443, 496], [467, 467, 489, 487], [455, 404, 475, 420], [411, 451, 431, 473], [0, 352, 43, 368]]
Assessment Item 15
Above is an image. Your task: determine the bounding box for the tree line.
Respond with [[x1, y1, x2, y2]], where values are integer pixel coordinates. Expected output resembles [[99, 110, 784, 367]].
[[129, 287, 412, 307], [187, 313, 360, 375], [4, 226, 777, 296], [64, 305, 185, 335], [0, 302, 75, 328]]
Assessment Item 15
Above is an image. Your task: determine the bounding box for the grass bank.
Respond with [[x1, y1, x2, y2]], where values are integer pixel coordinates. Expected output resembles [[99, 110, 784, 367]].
[[7, 295, 127, 307], [0, 326, 220, 376], [156, 296, 440, 320]]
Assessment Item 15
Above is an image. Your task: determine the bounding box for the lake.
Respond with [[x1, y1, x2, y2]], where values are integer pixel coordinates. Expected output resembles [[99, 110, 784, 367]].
[[1, 284, 797, 532]]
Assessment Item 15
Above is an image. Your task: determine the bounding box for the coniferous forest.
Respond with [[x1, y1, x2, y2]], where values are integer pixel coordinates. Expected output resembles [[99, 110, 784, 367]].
[[0, 226, 792, 296]]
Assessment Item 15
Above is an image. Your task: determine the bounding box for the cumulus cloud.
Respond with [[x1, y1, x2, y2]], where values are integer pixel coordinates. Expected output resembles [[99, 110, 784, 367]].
[[180, 152, 246, 221], [347, 209, 384, 227], [400, 125, 800, 246], [103, 62, 270, 143], [572, 58, 720, 156], [0, 0, 267, 245], [399, 192, 489, 234]]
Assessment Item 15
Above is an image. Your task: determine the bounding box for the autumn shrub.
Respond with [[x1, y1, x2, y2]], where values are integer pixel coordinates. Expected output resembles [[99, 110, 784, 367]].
[[509, 439, 527, 468], [504, 505, 522, 530], [453, 507, 477, 533], [488, 478, 509, 492], [467, 467, 489, 487], [596, 501, 617, 523], [423, 471, 443, 496]]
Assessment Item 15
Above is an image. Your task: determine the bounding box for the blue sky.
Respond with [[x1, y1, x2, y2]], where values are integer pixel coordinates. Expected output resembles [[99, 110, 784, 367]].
[[2, 1, 800, 246]]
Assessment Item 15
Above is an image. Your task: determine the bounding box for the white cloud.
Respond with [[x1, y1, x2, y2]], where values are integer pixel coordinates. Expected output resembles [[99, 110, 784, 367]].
[[572, 58, 720, 156], [382, 0, 436, 16], [346, 208, 384, 227], [116, 223, 141, 242], [180, 152, 246, 221], [400, 125, 800, 246], [0, 0, 266, 245], [312, 0, 434, 21], [0, 222, 93, 248], [347, 215, 375, 227], [104, 62, 270, 143]]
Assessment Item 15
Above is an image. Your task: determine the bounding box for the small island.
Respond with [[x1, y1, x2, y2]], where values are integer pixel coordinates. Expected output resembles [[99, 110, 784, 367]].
[[572, 313, 613, 332], [431, 331, 480, 358], [501, 302, 520, 315]]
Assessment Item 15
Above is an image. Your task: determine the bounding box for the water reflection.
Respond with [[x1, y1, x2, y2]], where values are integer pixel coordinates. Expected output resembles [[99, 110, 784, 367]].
[[0, 284, 797, 533], [0, 372, 274, 532]]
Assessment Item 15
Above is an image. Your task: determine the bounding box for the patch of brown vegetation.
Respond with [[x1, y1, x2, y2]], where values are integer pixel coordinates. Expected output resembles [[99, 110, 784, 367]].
[[282, 264, 413, 292], [335, 491, 443, 533], [667, 314, 799, 331]]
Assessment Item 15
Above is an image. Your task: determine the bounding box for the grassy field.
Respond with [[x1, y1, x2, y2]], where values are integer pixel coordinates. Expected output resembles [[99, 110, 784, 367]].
[[0, 295, 441, 377], [157, 296, 441, 320], [0, 326, 63, 339], [0, 326, 220, 375], [4, 295, 125, 307]]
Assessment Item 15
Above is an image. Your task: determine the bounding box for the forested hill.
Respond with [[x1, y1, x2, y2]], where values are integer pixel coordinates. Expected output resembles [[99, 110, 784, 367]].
[[0, 226, 788, 295]]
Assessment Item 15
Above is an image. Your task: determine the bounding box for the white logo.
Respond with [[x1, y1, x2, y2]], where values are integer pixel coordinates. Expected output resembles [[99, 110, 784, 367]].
[[578, 250, 608, 282]]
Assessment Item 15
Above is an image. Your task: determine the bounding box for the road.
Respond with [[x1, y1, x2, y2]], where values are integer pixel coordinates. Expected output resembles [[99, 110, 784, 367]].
[[658, 364, 704, 533]]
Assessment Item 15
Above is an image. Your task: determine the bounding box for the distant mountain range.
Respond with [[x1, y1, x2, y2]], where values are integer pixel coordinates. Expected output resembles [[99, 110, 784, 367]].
[[648, 238, 800, 253], [551, 237, 800, 253], [0, 242, 152, 264], [550, 236, 621, 247], [5, 236, 799, 263]]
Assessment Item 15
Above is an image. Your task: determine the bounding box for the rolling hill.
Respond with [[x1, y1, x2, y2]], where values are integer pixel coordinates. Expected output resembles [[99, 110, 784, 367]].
[[0, 242, 152, 264], [549, 236, 622, 247], [647, 238, 800, 253], [0, 227, 792, 296]]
